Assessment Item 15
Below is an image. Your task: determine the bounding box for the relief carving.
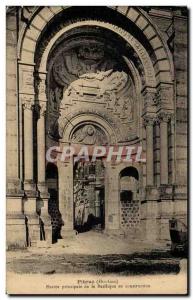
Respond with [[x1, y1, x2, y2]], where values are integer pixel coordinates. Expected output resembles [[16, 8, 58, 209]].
[[48, 38, 138, 142], [63, 69, 134, 121], [71, 124, 108, 145]]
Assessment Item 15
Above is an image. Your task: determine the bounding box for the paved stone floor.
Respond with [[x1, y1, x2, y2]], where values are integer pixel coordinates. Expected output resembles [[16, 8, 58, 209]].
[[7, 231, 185, 275]]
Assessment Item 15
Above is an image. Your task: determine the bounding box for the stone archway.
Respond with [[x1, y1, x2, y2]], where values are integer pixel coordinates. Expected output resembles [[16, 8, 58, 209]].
[[17, 6, 176, 244], [119, 167, 140, 236], [57, 116, 116, 237]]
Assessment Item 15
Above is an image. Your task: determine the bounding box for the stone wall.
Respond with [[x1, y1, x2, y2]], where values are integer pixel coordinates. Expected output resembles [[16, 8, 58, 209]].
[[6, 9, 19, 185]]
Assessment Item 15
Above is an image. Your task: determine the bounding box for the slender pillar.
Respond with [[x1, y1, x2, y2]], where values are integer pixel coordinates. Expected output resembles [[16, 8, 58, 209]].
[[23, 102, 34, 186], [37, 105, 46, 184], [105, 163, 122, 234], [159, 112, 170, 185], [170, 115, 176, 184], [36, 72, 47, 189], [23, 101, 39, 246], [36, 103, 51, 242], [95, 190, 101, 218], [36, 72, 52, 243], [144, 116, 154, 186], [58, 157, 75, 239]]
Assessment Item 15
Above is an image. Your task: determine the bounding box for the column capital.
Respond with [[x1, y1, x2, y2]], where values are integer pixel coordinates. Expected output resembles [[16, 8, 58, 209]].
[[143, 115, 156, 127], [40, 103, 47, 116], [21, 93, 35, 108], [23, 102, 34, 111], [158, 112, 172, 123], [35, 102, 47, 116]]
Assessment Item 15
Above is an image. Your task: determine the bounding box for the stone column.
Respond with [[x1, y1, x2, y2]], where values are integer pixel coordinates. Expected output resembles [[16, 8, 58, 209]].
[[144, 116, 154, 186], [23, 102, 34, 187], [170, 115, 176, 184], [159, 112, 170, 185], [37, 104, 46, 185], [36, 72, 52, 243], [37, 103, 52, 243], [142, 116, 158, 241], [95, 190, 101, 218], [58, 158, 75, 239], [20, 63, 39, 246], [36, 73, 47, 191], [105, 163, 122, 235], [23, 101, 39, 246]]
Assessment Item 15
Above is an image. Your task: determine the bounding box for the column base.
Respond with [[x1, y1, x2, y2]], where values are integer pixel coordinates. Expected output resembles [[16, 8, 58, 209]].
[[7, 216, 27, 249], [40, 224, 52, 243], [6, 195, 27, 249], [26, 215, 40, 246]]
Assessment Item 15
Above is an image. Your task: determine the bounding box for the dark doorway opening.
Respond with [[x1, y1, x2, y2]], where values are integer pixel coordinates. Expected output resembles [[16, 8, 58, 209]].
[[73, 159, 105, 233]]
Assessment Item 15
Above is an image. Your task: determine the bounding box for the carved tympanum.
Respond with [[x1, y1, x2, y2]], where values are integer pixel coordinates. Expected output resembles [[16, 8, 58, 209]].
[[71, 124, 108, 145]]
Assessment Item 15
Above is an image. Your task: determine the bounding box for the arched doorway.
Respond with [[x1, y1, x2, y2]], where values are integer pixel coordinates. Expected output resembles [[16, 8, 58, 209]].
[[119, 167, 140, 234], [73, 159, 105, 233]]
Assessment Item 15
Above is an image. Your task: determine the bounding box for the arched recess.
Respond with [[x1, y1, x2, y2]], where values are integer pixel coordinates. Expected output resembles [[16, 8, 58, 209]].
[[58, 113, 119, 145], [119, 166, 140, 233], [18, 6, 174, 84], [44, 23, 144, 145]]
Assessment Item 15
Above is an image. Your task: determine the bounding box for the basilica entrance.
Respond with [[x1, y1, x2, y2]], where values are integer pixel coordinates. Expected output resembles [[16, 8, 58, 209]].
[[73, 159, 105, 233]]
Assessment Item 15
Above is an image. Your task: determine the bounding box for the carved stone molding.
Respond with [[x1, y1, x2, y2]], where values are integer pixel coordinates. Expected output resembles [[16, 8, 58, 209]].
[[57, 108, 121, 143], [19, 63, 35, 95], [156, 83, 174, 109], [36, 19, 156, 86], [35, 72, 47, 100]]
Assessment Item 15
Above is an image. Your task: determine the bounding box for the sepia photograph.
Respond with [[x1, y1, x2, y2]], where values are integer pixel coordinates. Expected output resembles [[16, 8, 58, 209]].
[[6, 5, 188, 295]]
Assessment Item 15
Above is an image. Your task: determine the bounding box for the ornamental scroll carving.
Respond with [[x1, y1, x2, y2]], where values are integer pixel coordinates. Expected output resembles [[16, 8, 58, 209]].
[[50, 42, 135, 121], [64, 69, 134, 120], [48, 38, 138, 142]]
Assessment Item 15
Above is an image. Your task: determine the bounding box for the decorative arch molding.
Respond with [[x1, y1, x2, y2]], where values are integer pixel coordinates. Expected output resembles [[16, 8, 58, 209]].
[[111, 6, 174, 79], [44, 21, 156, 87], [18, 6, 173, 85], [58, 112, 120, 145]]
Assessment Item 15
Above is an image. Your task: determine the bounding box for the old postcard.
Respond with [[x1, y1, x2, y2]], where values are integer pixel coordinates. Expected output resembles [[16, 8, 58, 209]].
[[6, 6, 188, 295]]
